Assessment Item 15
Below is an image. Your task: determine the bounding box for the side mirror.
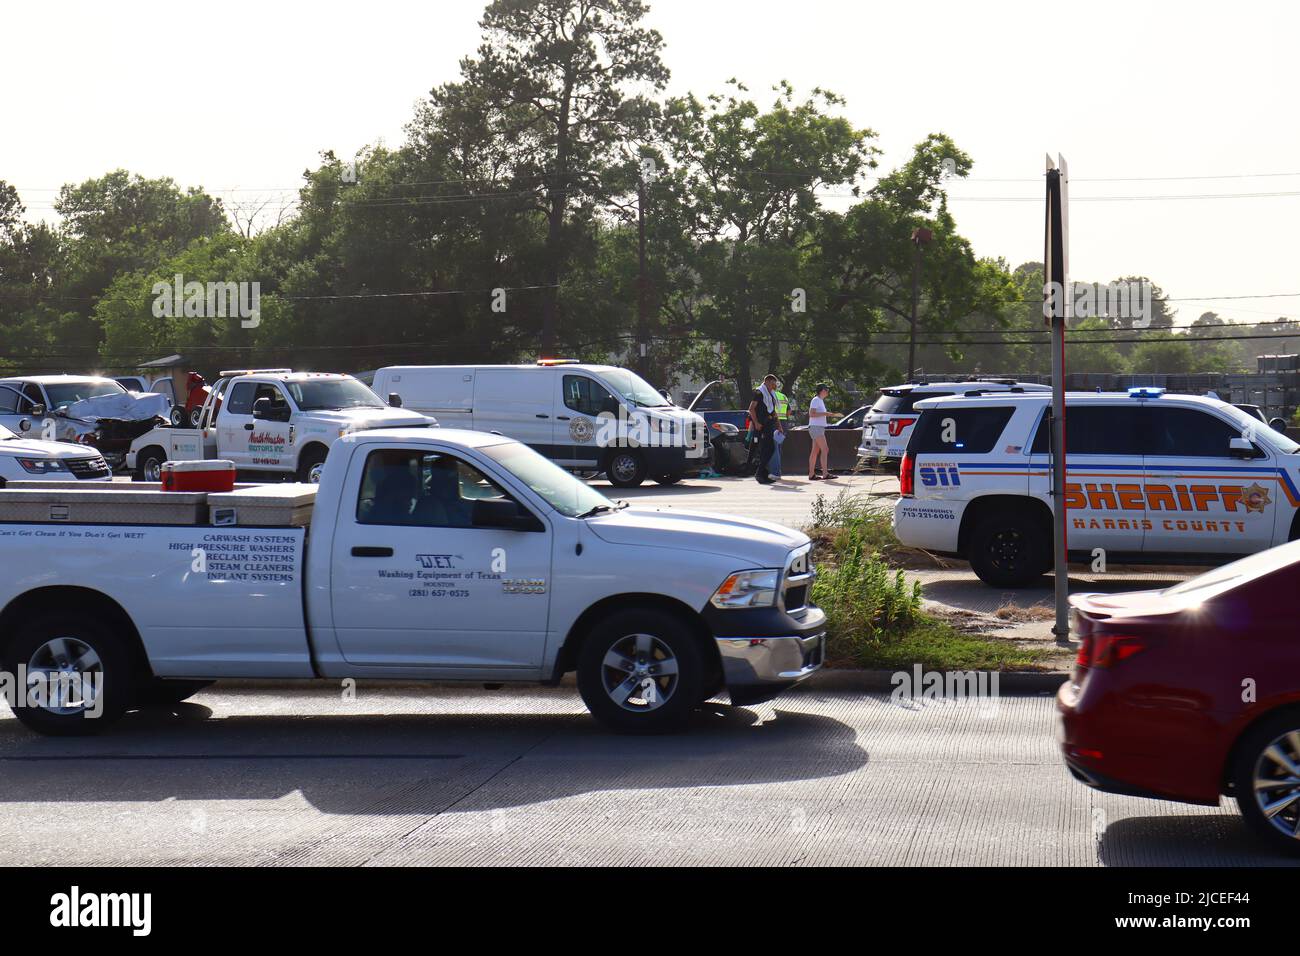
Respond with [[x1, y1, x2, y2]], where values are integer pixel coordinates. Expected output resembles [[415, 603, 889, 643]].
[[1229, 437, 1256, 457], [388, 392, 403, 408], [472, 497, 542, 532], [1269, 417, 1288, 434], [28, 404, 45, 418]]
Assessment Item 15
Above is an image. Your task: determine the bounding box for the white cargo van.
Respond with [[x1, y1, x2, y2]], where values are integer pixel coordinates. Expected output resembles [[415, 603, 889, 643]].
[[374, 361, 710, 488]]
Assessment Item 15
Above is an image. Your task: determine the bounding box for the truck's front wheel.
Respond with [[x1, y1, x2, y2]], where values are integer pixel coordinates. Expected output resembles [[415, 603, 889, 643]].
[[297, 446, 328, 483], [577, 608, 703, 734], [2, 613, 133, 735], [605, 450, 646, 488]]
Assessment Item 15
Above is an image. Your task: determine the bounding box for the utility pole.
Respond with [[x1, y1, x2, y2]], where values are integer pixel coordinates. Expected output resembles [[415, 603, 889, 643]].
[[636, 172, 649, 378], [1045, 154, 1071, 647], [907, 227, 932, 380]]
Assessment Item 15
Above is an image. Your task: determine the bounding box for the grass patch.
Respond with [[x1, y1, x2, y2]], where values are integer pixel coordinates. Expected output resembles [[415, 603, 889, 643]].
[[806, 490, 1052, 671]]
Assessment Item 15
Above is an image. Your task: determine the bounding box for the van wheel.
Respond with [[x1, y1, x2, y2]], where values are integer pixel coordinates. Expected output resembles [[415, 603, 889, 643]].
[[297, 446, 328, 483], [135, 679, 214, 707], [2, 613, 133, 735], [1234, 712, 1300, 854], [134, 446, 166, 483], [968, 509, 1048, 587], [577, 608, 703, 734], [605, 450, 646, 488], [653, 474, 682, 486]]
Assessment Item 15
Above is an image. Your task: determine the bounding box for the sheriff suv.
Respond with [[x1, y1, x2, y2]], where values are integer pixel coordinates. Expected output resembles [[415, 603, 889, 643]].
[[858, 379, 1050, 465], [894, 388, 1300, 586]]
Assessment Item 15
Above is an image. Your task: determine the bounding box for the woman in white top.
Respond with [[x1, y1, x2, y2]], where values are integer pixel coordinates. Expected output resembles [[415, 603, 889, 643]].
[[807, 384, 837, 480]]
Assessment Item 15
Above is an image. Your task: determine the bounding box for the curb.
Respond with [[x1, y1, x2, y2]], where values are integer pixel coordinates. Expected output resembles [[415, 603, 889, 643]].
[[804, 668, 1068, 695]]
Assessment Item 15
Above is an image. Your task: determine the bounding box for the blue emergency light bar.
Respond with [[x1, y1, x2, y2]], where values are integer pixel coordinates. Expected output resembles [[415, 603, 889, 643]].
[[1127, 386, 1166, 399]]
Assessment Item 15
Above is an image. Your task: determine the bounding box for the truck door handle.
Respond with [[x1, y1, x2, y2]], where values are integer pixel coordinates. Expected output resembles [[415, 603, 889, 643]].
[[244, 423, 255, 430], [351, 546, 393, 558], [556, 416, 570, 421], [535, 413, 549, 419]]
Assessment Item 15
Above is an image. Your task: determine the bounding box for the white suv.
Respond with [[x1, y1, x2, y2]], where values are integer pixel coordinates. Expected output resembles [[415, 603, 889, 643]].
[[858, 380, 1050, 464], [893, 388, 1300, 586], [0, 423, 110, 484]]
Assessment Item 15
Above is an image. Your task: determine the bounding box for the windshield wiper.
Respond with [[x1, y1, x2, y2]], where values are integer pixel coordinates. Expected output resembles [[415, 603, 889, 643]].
[[576, 504, 614, 519]]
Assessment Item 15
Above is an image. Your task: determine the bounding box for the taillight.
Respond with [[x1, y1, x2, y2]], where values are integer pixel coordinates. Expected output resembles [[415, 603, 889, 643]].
[[899, 452, 915, 497], [1078, 634, 1147, 669], [888, 417, 917, 437]]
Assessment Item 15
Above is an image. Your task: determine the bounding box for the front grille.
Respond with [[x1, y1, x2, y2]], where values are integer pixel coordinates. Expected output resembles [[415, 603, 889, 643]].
[[782, 547, 814, 612], [785, 584, 808, 611], [67, 457, 110, 479]]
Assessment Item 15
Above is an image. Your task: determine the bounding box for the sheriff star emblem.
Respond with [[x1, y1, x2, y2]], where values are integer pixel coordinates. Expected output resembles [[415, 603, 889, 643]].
[[1242, 482, 1271, 514]]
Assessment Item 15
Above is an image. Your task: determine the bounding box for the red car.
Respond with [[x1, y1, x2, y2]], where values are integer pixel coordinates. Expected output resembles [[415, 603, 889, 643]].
[[1058, 539, 1300, 853]]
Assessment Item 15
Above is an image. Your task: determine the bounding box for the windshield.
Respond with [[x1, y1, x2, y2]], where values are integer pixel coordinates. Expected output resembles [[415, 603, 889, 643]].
[[286, 378, 385, 411], [44, 380, 127, 409], [481, 441, 614, 517], [1219, 404, 1300, 454], [600, 369, 670, 408]]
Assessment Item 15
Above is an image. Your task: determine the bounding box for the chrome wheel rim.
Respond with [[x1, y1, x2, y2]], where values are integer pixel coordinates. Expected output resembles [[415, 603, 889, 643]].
[[1252, 730, 1300, 840], [144, 457, 163, 482], [600, 633, 678, 712], [308, 462, 324, 483], [610, 454, 638, 483], [27, 637, 103, 715]]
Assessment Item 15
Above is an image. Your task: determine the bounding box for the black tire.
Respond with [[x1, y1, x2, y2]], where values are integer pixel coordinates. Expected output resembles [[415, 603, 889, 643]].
[[1, 612, 134, 735], [1233, 711, 1300, 855], [188, 406, 203, 428], [653, 474, 682, 486], [577, 608, 703, 734], [605, 449, 647, 488], [967, 508, 1049, 587], [135, 678, 214, 707], [168, 406, 185, 427], [297, 445, 328, 483], [134, 446, 166, 483]]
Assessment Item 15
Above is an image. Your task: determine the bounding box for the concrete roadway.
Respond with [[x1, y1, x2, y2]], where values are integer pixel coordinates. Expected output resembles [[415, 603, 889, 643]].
[[0, 682, 1289, 866]]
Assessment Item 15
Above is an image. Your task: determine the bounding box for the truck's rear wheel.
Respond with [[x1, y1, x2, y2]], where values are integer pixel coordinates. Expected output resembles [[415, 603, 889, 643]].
[[605, 450, 646, 488], [2, 613, 133, 735], [967, 509, 1048, 587], [577, 608, 702, 734], [134, 446, 166, 483]]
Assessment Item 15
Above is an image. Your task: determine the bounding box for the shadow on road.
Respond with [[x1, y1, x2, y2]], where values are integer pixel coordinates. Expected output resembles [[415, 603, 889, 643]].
[[1098, 813, 1300, 866], [0, 704, 868, 817]]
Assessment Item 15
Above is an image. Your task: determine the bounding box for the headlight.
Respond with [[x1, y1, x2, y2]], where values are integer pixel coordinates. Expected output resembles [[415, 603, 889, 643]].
[[710, 569, 781, 609], [17, 458, 69, 474]]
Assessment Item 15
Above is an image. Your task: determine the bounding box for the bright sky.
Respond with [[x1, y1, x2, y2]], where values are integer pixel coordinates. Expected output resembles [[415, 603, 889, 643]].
[[6, 0, 1299, 326]]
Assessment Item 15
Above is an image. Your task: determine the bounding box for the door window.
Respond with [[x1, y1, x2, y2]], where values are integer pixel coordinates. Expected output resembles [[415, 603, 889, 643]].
[[225, 383, 257, 416], [0, 386, 19, 414], [1032, 405, 1143, 455], [1147, 407, 1252, 458], [563, 376, 618, 417], [356, 449, 514, 528]]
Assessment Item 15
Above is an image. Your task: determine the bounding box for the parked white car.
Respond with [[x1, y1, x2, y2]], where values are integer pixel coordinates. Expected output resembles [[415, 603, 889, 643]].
[[127, 369, 436, 482], [373, 361, 710, 488], [0, 423, 110, 484], [893, 388, 1300, 585], [859, 380, 1051, 464]]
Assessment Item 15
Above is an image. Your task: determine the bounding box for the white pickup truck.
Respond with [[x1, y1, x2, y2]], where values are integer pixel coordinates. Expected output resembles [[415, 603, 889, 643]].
[[126, 369, 435, 483], [0, 428, 824, 735]]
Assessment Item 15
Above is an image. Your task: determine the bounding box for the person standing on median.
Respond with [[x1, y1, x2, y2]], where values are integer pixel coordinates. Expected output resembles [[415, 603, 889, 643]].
[[807, 383, 837, 480], [768, 380, 790, 479], [748, 374, 782, 485]]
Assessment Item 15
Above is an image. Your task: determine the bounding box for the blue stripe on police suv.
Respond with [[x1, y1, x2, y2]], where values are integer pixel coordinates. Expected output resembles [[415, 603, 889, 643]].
[[919, 466, 961, 487]]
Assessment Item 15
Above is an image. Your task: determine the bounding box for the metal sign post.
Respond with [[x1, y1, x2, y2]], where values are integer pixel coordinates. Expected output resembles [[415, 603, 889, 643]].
[[1044, 154, 1071, 646]]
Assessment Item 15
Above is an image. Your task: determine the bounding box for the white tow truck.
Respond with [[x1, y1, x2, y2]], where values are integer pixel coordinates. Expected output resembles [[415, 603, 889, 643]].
[[0, 428, 824, 735], [125, 369, 436, 483]]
